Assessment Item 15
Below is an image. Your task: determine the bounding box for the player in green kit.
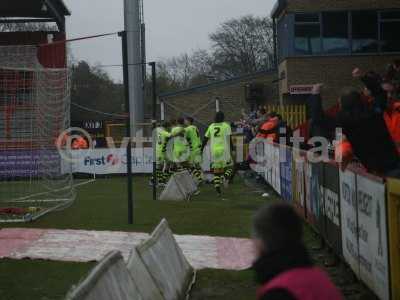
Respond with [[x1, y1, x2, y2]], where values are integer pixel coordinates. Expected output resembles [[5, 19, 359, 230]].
[[170, 118, 189, 171], [155, 121, 171, 185], [184, 117, 203, 184], [203, 111, 233, 196]]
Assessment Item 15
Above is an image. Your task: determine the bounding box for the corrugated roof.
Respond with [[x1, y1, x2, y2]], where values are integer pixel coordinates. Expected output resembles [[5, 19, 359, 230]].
[[160, 69, 277, 99], [0, 0, 71, 18]]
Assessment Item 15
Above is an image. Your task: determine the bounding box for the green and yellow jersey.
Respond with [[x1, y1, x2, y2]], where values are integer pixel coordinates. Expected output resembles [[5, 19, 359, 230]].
[[185, 124, 202, 164], [205, 122, 232, 168], [185, 125, 201, 152], [156, 127, 170, 161], [171, 125, 189, 162]]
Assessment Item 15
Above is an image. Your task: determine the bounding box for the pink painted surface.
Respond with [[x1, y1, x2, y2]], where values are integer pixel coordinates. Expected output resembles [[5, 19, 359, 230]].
[[0, 228, 254, 270], [217, 237, 255, 270], [0, 228, 43, 258]]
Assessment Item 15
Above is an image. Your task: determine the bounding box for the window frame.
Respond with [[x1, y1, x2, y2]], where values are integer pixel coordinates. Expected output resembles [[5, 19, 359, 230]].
[[321, 11, 351, 54], [378, 10, 400, 53], [289, 9, 400, 58], [293, 12, 322, 55], [350, 10, 379, 54]]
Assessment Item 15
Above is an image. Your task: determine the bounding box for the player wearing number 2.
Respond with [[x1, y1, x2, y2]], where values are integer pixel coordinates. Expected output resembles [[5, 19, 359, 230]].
[[203, 111, 233, 196]]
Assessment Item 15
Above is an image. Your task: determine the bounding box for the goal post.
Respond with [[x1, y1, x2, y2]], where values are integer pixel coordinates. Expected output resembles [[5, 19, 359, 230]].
[[0, 44, 75, 223]]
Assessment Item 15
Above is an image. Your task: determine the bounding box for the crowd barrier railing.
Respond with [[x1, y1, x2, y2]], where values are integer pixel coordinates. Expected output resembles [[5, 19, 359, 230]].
[[262, 143, 397, 300]]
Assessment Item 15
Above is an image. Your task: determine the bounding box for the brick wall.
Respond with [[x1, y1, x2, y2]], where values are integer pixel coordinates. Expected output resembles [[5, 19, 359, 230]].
[[286, 0, 400, 12], [162, 73, 279, 126], [279, 54, 400, 108]]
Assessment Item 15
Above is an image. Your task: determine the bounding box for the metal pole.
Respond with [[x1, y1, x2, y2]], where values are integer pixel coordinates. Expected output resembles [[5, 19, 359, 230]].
[[160, 101, 165, 121], [119, 31, 134, 224], [149, 62, 157, 201], [124, 0, 144, 136]]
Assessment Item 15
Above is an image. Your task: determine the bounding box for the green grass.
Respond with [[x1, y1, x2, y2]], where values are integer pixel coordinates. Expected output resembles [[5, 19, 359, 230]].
[[0, 260, 94, 300], [191, 269, 257, 300], [0, 176, 273, 300]]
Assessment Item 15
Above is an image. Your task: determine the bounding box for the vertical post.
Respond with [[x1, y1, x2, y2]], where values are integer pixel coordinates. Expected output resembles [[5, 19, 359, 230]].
[[160, 101, 165, 121], [124, 0, 144, 136], [272, 17, 278, 69], [119, 31, 134, 224], [215, 97, 220, 112], [149, 62, 157, 201]]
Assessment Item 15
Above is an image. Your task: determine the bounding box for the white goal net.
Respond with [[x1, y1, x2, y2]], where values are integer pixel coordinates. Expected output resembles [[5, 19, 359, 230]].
[[0, 45, 75, 223]]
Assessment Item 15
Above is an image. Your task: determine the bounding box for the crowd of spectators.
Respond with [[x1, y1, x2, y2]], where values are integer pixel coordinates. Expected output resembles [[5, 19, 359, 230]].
[[234, 107, 293, 145], [309, 60, 400, 177], [232, 60, 400, 178]]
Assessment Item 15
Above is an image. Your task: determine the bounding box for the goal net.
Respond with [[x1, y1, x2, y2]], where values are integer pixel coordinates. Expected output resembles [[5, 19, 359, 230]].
[[0, 45, 75, 223]]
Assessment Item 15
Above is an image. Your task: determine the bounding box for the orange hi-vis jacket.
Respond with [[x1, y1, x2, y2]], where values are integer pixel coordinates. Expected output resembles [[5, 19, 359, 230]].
[[72, 136, 89, 150], [384, 100, 400, 153], [257, 117, 279, 142], [336, 99, 400, 169]]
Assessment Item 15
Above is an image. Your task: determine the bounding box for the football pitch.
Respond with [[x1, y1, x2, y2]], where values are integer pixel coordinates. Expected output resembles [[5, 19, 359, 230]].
[[0, 175, 273, 300]]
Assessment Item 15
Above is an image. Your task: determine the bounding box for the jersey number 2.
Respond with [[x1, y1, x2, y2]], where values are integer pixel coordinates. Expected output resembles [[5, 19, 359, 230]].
[[214, 127, 221, 137]]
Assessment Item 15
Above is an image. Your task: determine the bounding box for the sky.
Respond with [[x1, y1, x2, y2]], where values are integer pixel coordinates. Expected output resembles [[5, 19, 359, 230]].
[[64, 0, 275, 81]]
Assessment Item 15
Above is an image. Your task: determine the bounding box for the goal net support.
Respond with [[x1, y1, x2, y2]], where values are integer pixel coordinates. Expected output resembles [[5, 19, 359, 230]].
[[0, 45, 75, 223]]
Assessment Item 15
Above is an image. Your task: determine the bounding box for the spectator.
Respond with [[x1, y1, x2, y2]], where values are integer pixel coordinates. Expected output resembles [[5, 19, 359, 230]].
[[252, 203, 343, 300], [385, 60, 400, 98], [251, 107, 268, 128], [256, 112, 279, 143], [309, 82, 400, 177], [72, 135, 89, 150]]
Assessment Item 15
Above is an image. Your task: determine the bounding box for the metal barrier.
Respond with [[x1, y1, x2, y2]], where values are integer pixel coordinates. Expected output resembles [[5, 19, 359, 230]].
[[263, 143, 396, 300]]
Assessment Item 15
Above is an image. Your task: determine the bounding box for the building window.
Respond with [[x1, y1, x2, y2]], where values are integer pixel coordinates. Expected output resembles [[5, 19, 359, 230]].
[[352, 11, 378, 53], [294, 13, 321, 55], [322, 12, 349, 54], [380, 11, 400, 52]]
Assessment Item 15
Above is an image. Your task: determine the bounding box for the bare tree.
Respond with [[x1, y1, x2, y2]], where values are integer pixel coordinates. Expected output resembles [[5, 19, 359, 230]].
[[159, 50, 214, 89], [210, 15, 274, 78]]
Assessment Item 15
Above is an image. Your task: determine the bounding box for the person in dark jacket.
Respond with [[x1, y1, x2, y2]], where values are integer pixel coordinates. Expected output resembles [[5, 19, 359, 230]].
[[309, 81, 400, 176], [252, 203, 343, 300]]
